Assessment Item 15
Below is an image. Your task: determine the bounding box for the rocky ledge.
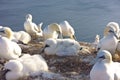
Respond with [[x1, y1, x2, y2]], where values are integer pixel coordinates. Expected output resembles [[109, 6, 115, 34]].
[[0, 40, 97, 80]]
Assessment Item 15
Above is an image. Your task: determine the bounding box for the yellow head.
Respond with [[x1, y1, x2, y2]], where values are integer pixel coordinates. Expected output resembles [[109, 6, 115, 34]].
[[97, 50, 112, 63], [49, 23, 62, 32], [104, 22, 119, 37], [49, 23, 63, 38], [4, 27, 13, 40]]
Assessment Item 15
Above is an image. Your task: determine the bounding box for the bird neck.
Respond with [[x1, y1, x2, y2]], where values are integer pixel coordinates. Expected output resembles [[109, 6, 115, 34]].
[[5, 30, 13, 40], [51, 25, 62, 33]]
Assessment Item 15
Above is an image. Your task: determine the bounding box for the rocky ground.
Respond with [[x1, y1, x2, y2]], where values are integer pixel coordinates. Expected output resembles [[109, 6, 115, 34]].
[[0, 40, 97, 80]]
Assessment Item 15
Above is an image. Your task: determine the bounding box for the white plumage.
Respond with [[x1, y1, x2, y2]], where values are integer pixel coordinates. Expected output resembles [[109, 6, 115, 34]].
[[43, 23, 63, 40], [13, 31, 31, 44], [59, 20, 76, 39], [5, 60, 23, 80], [97, 22, 119, 54], [90, 50, 120, 80], [104, 22, 120, 38], [3, 27, 31, 44], [5, 54, 48, 80], [0, 36, 21, 60], [24, 14, 43, 38], [43, 38, 81, 56]]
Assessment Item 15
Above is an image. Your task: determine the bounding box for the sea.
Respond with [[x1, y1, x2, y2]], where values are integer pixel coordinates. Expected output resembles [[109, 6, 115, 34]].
[[0, 0, 120, 42]]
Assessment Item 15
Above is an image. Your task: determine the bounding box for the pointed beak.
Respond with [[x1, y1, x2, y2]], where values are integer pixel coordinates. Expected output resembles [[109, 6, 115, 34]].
[[19, 54, 24, 58], [99, 55, 105, 59], [40, 44, 50, 53], [89, 56, 100, 65], [0, 30, 5, 33], [57, 31, 63, 39], [41, 47, 45, 53], [80, 47, 83, 50], [109, 30, 119, 39], [72, 35, 77, 40], [2, 69, 10, 75], [97, 47, 100, 51]]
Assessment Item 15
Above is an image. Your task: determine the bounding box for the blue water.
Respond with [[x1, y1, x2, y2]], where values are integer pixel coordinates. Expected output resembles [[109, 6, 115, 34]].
[[0, 0, 120, 42]]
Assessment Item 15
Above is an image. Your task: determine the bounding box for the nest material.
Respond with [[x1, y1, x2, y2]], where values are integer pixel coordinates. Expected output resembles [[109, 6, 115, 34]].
[[0, 41, 96, 80]]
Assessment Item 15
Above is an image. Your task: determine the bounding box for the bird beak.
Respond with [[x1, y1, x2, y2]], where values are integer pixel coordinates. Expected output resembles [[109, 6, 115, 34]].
[[72, 35, 77, 40], [40, 44, 50, 53], [97, 47, 101, 52], [19, 54, 24, 58], [109, 30, 119, 39], [41, 47, 45, 53], [0, 30, 5, 33], [2, 69, 10, 75], [89, 56, 99, 65], [99, 55, 105, 59], [57, 31, 63, 39], [80, 47, 83, 50]]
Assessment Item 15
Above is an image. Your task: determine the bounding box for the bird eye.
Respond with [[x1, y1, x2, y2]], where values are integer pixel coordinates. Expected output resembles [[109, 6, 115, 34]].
[[97, 48, 100, 51], [5, 69, 11, 72], [80, 47, 83, 50], [99, 55, 105, 59], [45, 44, 50, 47], [0, 30, 4, 33], [108, 30, 114, 33]]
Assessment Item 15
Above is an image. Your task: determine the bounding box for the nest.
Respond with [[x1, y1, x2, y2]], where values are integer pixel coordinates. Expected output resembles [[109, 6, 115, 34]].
[[0, 41, 97, 80]]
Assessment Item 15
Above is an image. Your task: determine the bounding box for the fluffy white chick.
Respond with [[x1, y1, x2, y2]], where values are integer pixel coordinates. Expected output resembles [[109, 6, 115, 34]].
[[3, 27, 31, 44], [43, 38, 81, 56], [4, 54, 48, 80], [19, 54, 48, 75], [4, 60, 23, 80], [0, 36, 21, 60]]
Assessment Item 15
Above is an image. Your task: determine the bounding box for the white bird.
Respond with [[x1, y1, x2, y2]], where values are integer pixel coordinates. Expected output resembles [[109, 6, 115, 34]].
[[90, 50, 120, 80], [43, 23, 63, 40], [104, 22, 120, 38], [2, 27, 31, 44], [4, 54, 48, 80], [19, 54, 48, 73], [0, 26, 6, 36], [24, 14, 43, 39], [43, 38, 81, 56], [4, 60, 23, 80], [59, 20, 76, 39], [0, 36, 22, 60], [97, 22, 119, 55]]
